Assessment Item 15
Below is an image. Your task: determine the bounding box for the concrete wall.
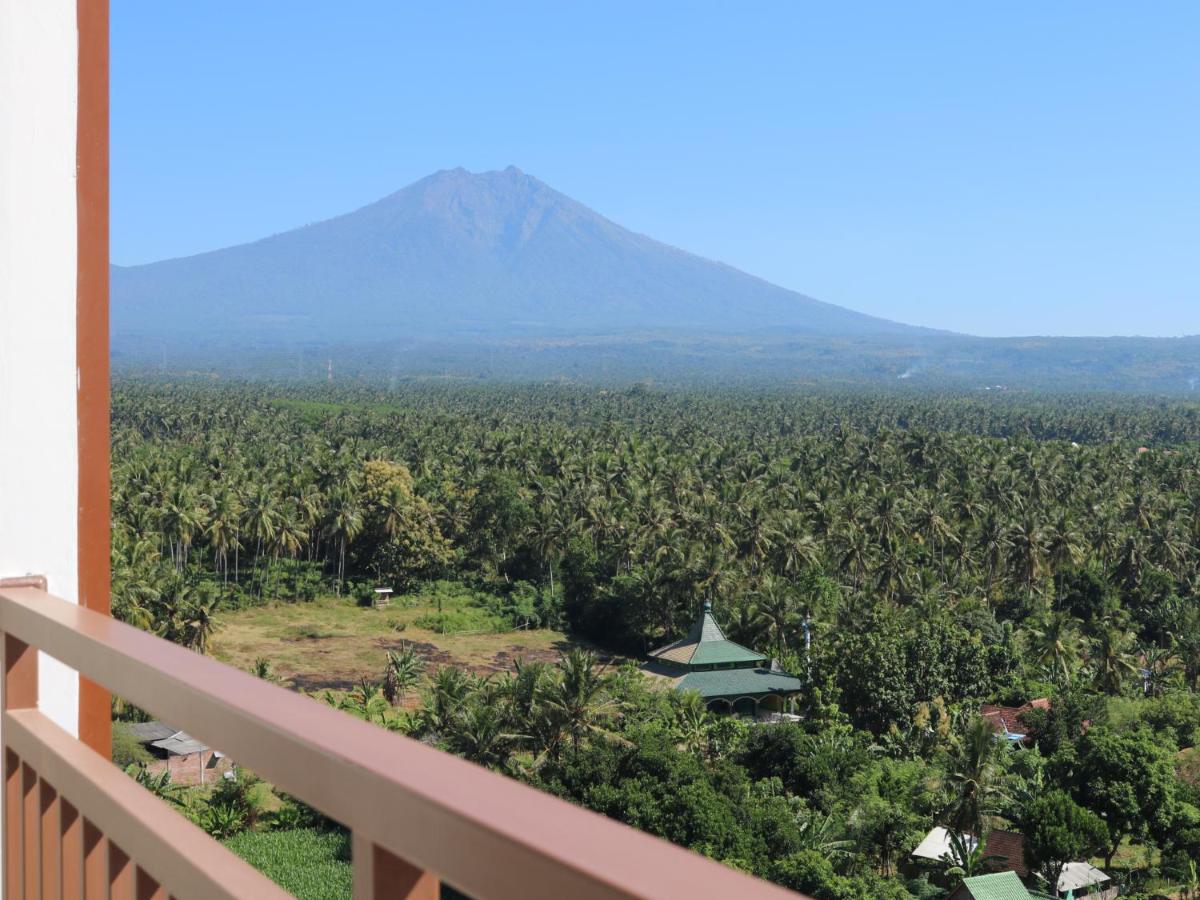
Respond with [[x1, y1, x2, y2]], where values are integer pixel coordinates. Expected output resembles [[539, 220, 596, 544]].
[[0, 0, 81, 737]]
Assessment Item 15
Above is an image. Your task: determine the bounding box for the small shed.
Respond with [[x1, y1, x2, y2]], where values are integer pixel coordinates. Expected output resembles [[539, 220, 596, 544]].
[[126, 720, 233, 786], [371, 587, 394, 608]]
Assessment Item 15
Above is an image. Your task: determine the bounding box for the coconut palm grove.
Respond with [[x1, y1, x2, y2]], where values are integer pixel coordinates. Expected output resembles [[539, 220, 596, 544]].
[[111, 380, 1200, 898]]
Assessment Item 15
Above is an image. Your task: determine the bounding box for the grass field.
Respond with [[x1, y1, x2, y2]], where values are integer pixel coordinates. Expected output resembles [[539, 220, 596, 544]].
[[210, 585, 606, 696]]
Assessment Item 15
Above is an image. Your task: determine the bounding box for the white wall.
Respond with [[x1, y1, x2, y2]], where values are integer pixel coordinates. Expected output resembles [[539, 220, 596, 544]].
[[0, 0, 81, 737]]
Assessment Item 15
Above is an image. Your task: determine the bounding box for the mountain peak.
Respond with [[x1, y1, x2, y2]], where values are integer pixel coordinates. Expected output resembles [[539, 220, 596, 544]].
[[112, 168, 928, 342]]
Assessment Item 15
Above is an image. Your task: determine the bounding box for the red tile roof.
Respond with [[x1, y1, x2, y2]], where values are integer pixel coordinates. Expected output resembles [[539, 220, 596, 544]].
[[980, 699, 1049, 737]]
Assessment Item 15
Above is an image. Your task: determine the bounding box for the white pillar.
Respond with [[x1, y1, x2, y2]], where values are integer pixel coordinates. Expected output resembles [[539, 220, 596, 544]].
[[0, 0, 82, 737]]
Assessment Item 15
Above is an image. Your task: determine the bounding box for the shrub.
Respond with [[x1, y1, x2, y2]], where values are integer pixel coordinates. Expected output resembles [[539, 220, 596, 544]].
[[112, 722, 153, 768]]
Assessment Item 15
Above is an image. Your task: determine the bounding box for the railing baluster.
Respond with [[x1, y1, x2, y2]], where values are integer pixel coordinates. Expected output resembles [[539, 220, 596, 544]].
[[353, 833, 439, 900], [40, 780, 61, 899], [82, 820, 105, 899], [135, 867, 165, 900], [22, 763, 40, 898], [61, 800, 83, 900], [4, 631, 37, 898], [108, 843, 134, 900], [5, 750, 22, 899]]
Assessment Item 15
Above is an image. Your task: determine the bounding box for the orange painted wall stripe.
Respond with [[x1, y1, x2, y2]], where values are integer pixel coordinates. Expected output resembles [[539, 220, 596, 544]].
[[76, 0, 112, 758]]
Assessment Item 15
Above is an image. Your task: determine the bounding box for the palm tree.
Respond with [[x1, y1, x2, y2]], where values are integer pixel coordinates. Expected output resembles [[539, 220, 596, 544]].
[[753, 574, 801, 661], [342, 677, 392, 726], [383, 646, 423, 706], [942, 830, 1007, 880], [1139, 645, 1181, 697], [943, 718, 1011, 837], [1026, 612, 1082, 685], [443, 700, 521, 770], [417, 667, 474, 736], [1006, 517, 1049, 601], [671, 692, 712, 756], [206, 489, 242, 584], [169, 581, 220, 654], [544, 650, 617, 756], [1090, 624, 1138, 695], [241, 485, 280, 576], [794, 809, 854, 861], [325, 488, 364, 593]]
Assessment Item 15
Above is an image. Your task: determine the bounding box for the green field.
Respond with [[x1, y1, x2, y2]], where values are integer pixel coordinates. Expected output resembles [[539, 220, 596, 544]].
[[223, 828, 351, 900]]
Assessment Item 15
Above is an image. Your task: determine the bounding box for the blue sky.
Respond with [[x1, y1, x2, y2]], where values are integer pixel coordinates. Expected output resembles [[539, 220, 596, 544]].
[[113, 2, 1199, 337]]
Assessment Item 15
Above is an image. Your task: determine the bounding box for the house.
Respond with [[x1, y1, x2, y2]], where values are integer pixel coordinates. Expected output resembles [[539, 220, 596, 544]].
[[911, 826, 1029, 878], [645, 602, 805, 717], [948, 871, 1037, 900], [127, 720, 234, 786], [980, 698, 1050, 745]]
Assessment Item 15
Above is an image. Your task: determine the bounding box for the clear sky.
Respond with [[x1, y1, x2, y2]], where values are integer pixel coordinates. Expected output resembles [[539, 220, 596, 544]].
[[113, 2, 1199, 337]]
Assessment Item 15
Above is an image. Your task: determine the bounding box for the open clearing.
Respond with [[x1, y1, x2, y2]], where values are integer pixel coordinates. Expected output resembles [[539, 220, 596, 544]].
[[211, 593, 617, 695]]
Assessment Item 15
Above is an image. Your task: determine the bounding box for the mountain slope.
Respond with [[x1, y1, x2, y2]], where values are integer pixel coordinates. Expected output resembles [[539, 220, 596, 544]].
[[111, 167, 931, 341]]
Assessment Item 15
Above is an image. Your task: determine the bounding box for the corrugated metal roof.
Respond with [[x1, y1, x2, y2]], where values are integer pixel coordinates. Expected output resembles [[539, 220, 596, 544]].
[[957, 872, 1033, 900], [1057, 862, 1108, 892], [677, 667, 804, 699], [150, 731, 210, 756], [912, 826, 974, 862], [125, 720, 178, 742]]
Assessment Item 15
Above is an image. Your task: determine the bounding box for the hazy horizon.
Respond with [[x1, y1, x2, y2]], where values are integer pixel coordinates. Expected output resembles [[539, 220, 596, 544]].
[[114, 3, 1199, 338]]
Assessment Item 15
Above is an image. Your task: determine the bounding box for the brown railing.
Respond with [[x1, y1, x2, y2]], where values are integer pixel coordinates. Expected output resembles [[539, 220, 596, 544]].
[[0, 584, 803, 899]]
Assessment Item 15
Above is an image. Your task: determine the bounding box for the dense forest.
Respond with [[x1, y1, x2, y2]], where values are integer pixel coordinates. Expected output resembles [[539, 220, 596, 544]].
[[112, 381, 1200, 898]]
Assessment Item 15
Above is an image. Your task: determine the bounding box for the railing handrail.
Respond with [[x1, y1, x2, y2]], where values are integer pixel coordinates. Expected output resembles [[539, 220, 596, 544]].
[[0, 586, 802, 899]]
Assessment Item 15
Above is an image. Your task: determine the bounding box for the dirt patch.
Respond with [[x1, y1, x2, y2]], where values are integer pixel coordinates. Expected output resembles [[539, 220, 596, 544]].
[[286, 672, 360, 693], [381, 639, 456, 671], [211, 594, 633, 698]]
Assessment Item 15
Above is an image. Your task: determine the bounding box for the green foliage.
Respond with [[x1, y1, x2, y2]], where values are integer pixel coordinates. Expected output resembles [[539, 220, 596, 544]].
[[1062, 726, 1180, 866], [1021, 789, 1110, 890], [197, 771, 266, 839], [825, 609, 989, 734], [109, 381, 1200, 895], [223, 828, 352, 900], [112, 722, 153, 769], [410, 581, 512, 633]]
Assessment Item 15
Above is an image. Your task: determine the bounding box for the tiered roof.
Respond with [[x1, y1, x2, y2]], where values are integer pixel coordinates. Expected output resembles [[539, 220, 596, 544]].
[[646, 602, 804, 701], [648, 602, 767, 668]]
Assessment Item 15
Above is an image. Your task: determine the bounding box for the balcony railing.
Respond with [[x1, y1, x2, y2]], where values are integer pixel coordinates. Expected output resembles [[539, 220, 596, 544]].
[[0, 583, 803, 899]]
